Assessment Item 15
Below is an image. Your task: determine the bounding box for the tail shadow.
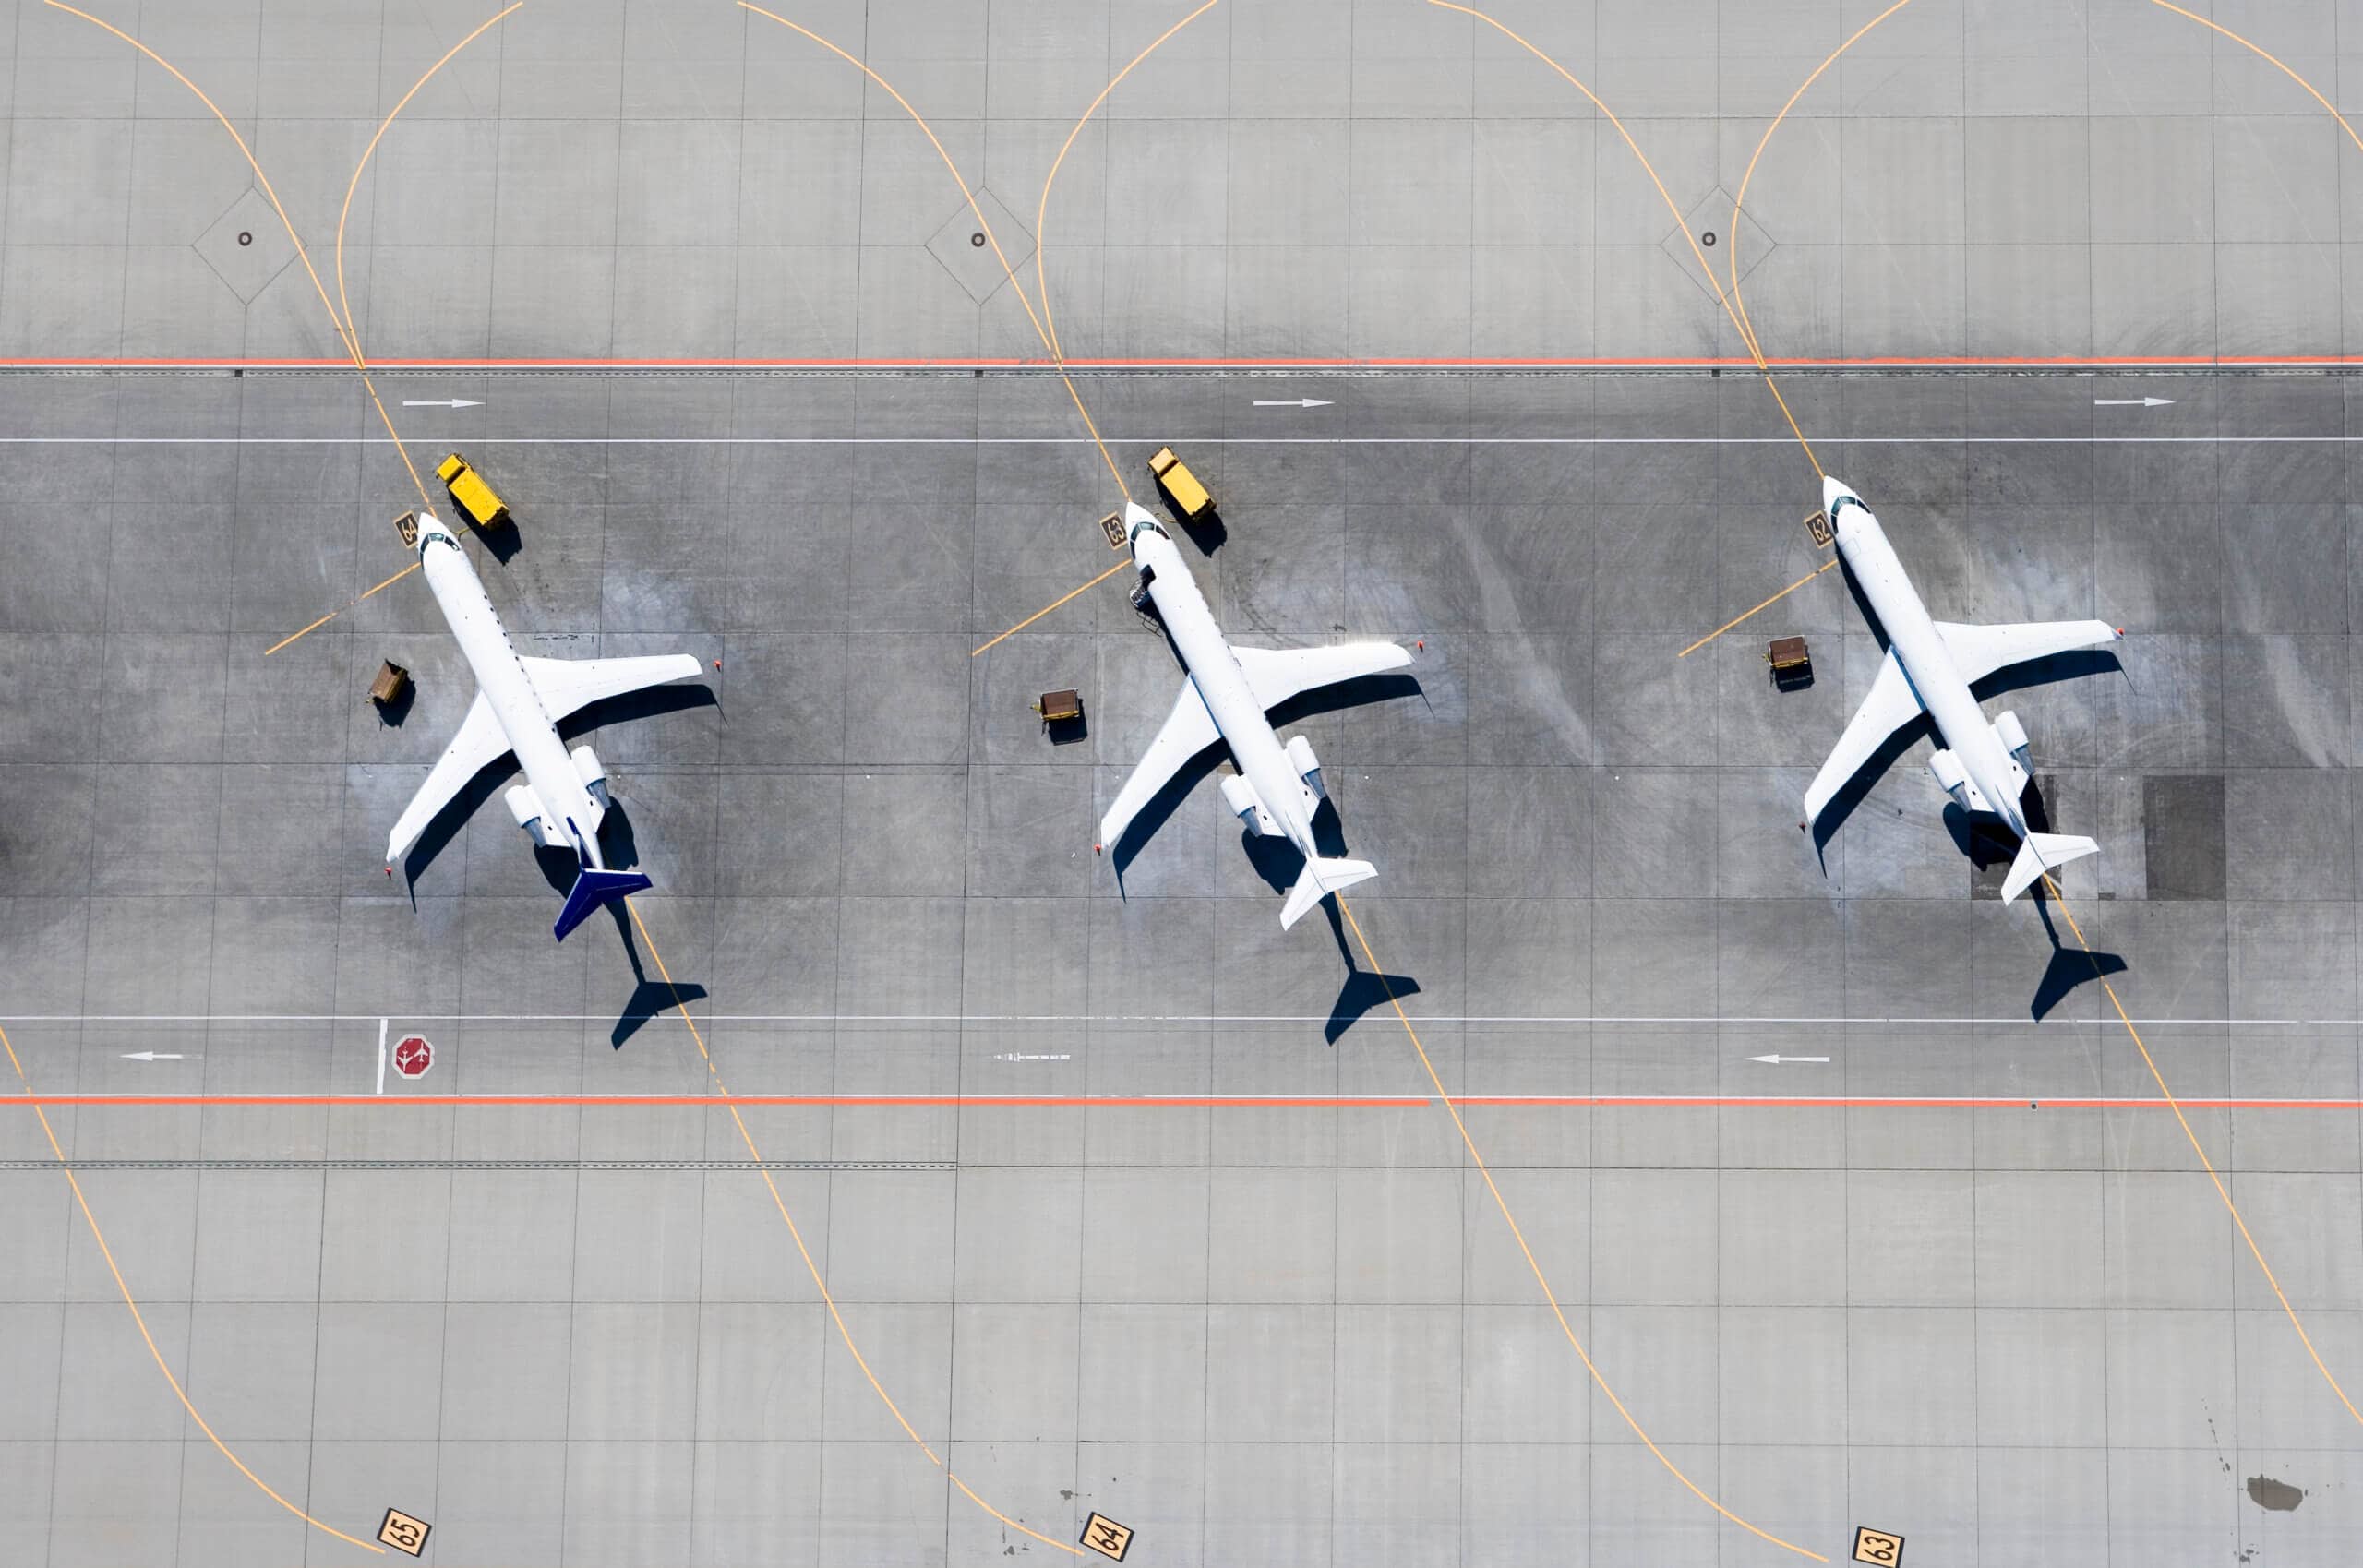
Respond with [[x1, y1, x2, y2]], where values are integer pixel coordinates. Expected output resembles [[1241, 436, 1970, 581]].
[[1315, 898, 1419, 1043], [603, 889, 708, 1049], [2028, 889, 2126, 1023]]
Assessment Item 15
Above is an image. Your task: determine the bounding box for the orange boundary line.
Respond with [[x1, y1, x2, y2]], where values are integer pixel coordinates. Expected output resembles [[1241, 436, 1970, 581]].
[[27, 1094, 2363, 1110]]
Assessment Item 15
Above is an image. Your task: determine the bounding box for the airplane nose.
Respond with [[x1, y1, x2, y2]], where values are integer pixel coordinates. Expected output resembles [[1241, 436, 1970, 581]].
[[1123, 501, 1158, 529], [1821, 474, 1854, 512]]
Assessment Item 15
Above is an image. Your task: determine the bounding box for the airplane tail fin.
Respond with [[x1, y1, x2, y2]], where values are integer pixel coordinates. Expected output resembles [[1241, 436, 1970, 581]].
[[2001, 832, 2099, 904], [554, 866, 653, 940], [1280, 856, 1377, 929]]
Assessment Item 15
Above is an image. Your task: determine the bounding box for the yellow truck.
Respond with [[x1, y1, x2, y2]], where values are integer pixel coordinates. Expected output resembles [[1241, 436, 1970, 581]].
[[437, 452, 511, 529], [1147, 447, 1215, 521]]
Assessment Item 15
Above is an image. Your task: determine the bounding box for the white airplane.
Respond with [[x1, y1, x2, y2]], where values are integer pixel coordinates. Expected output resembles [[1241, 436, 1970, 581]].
[[1098, 501, 1413, 928], [384, 509, 707, 940], [1804, 476, 2122, 903]]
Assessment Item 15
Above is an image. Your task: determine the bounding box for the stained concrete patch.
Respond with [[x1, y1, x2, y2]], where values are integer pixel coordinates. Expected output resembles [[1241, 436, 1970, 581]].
[[2245, 1475, 2304, 1512], [2142, 774, 2226, 900]]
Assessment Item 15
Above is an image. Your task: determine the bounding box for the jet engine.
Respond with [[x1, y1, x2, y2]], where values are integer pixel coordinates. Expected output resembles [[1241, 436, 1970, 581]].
[[1991, 709, 2030, 769], [1284, 734, 1325, 801], [504, 784, 566, 847], [1928, 748, 1973, 812], [1220, 773, 1277, 836], [570, 743, 611, 810]]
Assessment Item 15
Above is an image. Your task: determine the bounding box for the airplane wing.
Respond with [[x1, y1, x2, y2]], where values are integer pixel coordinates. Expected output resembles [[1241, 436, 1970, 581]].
[[1934, 620, 2120, 686], [1231, 641, 1413, 711], [386, 690, 512, 862], [1803, 647, 1927, 828], [1098, 676, 1222, 848], [519, 653, 705, 723]]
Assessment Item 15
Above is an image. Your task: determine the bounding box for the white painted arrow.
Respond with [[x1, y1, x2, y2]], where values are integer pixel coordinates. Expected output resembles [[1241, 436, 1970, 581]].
[[2093, 397, 2174, 408], [121, 1051, 186, 1061], [1252, 398, 1333, 408], [1746, 1054, 1829, 1064], [401, 398, 482, 409]]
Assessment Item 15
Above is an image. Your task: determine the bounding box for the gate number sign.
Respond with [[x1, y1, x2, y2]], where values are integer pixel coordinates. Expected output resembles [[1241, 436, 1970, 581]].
[[378, 1507, 430, 1557], [1853, 1526, 1904, 1566], [1080, 1512, 1134, 1562]]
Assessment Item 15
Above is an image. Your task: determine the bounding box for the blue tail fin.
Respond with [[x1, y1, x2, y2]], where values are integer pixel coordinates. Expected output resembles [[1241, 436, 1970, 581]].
[[553, 867, 652, 940]]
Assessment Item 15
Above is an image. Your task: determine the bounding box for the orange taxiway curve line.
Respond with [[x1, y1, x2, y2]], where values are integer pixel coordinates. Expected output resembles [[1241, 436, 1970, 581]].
[[272, 4, 522, 660], [738, 1, 1132, 509], [1337, 903, 1829, 1562], [1034, 0, 1223, 365], [1426, 0, 1826, 481], [620, 899, 1087, 1558], [1725, 0, 1918, 373], [41, 3, 430, 509], [2045, 879, 2363, 1427], [0, 1023, 387, 1553], [334, 3, 523, 341]]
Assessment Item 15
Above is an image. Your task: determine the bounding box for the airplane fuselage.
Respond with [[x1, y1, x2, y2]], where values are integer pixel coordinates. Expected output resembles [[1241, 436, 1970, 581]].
[[1131, 519, 1322, 864], [413, 511, 608, 868], [1829, 493, 2030, 836]]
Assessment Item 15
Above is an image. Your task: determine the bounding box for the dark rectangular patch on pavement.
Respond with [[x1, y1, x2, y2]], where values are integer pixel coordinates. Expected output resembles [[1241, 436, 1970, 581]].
[[2143, 774, 2226, 901]]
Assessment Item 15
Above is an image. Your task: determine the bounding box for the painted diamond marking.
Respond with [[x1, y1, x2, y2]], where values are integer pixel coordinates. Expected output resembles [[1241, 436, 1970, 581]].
[[193, 187, 297, 305], [1660, 185, 1778, 301], [924, 187, 1035, 305]]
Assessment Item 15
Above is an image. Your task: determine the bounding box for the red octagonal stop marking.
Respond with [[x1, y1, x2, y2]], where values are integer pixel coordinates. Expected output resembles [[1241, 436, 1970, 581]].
[[392, 1035, 434, 1079]]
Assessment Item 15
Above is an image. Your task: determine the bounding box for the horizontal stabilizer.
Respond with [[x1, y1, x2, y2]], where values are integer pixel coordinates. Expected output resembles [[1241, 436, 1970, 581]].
[[2001, 832, 2098, 904], [1279, 856, 1376, 929], [553, 866, 652, 941]]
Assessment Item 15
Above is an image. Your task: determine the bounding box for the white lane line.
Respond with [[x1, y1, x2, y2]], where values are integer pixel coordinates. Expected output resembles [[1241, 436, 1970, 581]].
[[376, 1019, 386, 1095], [18, 1011, 2356, 1026]]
